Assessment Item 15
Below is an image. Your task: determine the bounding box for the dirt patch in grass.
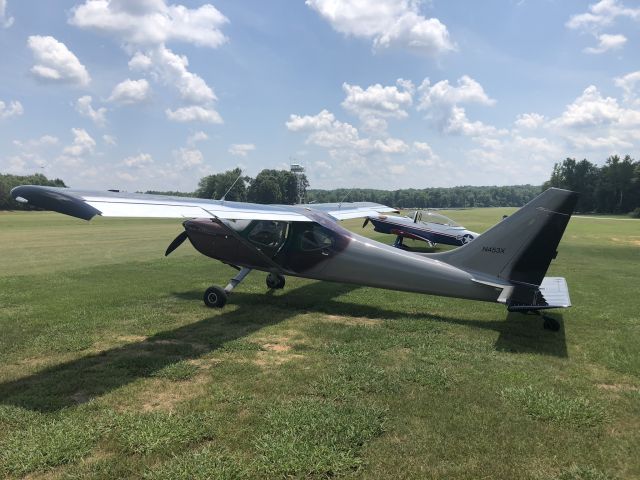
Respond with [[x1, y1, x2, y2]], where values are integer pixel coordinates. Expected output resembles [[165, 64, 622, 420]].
[[118, 335, 148, 343], [255, 343, 303, 367], [141, 377, 208, 412], [597, 383, 639, 392], [113, 375, 209, 413], [254, 352, 304, 368], [610, 236, 640, 246], [262, 343, 291, 352]]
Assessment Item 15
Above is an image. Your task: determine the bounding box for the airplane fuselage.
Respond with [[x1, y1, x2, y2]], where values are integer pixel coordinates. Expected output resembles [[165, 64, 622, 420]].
[[183, 214, 501, 304]]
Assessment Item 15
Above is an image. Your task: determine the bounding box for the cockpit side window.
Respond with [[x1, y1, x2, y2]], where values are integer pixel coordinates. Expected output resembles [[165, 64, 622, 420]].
[[246, 220, 289, 256], [299, 225, 333, 251]]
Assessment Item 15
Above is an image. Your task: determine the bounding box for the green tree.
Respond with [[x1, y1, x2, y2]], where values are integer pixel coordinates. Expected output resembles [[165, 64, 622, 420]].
[[543, 158, 599, 212], [248, 171, 282, 204], [595, 155, 637, 213], [195, 168, 247, 201]]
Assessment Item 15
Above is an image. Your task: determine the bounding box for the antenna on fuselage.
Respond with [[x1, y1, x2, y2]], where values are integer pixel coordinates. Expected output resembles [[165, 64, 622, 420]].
[[220, 170, 244, 202]]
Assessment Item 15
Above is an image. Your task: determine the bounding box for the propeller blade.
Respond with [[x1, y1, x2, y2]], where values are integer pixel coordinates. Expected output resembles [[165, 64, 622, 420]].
[[165, 230, 189, 256], [362, 217, 370, 228]]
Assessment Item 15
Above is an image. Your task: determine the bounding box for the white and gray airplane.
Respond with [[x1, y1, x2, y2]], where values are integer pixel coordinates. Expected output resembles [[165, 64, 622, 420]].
[[11, 185, 578, 330]]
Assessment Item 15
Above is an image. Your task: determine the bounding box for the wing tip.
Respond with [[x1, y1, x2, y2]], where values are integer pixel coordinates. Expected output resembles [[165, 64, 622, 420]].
[[11, 185, 102, 221]]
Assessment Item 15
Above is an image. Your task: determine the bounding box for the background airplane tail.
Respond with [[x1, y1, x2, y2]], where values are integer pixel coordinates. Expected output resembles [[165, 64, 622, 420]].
[[437, 188, 579, 287]]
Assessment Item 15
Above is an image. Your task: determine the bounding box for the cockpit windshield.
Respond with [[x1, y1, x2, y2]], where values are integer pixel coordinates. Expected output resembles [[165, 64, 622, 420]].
[[406, 210, 460, 227]]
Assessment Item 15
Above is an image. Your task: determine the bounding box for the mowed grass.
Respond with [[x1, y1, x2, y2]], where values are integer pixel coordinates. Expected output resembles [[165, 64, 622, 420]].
[[0, 209, 638, 479]]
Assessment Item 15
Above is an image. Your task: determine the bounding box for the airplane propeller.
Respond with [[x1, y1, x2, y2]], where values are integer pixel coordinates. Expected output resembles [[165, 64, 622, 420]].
[[165, 230, 189, 256], [362, 217, 370, 228]]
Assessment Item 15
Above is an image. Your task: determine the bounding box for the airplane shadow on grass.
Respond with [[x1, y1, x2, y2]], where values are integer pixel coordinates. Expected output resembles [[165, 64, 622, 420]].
[[0, 282, 566, 413]]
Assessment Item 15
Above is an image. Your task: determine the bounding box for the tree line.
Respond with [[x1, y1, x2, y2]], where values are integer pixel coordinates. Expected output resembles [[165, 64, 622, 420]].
[[543, 155, 640, 215], [306, 185, 540, 208]]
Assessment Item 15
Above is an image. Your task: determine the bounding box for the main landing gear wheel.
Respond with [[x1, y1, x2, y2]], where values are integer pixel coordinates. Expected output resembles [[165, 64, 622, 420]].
[[204, 286, 227, 308], [266, 273, 286, 290]]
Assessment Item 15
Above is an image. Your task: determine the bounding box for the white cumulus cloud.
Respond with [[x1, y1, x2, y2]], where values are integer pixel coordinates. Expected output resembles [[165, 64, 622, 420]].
[[70, 0, 229, 48], [306, 0, 454, 55], [130, 46, 214, 104], [122, 152, 153, 167], [584, 33, 627, 54], [0, 99, 23, 119], [103, 134, 117, 146], [614, 70, 640, 104], [70, 1, 227, 122], [13, 135, 59, 149], [552, 85, 622, 128], [187, 131, 208, 146], [566, 0, 640, 31], [75, 95, 106, 126], [1, 0, 14, 28], [63, 128, 96, 156], [27, 36, 90, 86], [341, 79, 414, 133], [286, 109, 408, 155], [515, 113, 545, 129], [228, 143, 255, 157], [417, 75, 500, 136], [173, 147, 204, 168], [108, 78, 151, 104], [166, 105, 222, 123]]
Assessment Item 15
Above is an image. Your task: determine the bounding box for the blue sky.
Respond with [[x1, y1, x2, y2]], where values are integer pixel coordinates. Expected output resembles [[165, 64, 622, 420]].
[[1, 0, 639, 191]]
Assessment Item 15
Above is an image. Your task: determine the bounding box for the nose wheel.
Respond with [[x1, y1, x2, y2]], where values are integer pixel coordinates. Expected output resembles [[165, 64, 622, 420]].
[[266, 273, 285, 290], [203, 267, 252, 308], [204, 286, 227, 308]]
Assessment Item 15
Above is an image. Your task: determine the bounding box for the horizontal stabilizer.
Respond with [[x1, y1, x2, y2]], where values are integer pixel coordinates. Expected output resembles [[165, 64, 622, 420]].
[[506, 277, 571, 312]]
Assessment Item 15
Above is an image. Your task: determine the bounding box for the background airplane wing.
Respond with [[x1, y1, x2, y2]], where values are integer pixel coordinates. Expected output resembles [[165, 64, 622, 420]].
[[11, 186, 397, 223], [303, 202, 399, 220]]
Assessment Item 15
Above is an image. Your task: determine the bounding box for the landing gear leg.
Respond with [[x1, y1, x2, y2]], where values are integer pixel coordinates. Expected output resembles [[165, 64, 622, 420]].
[[266, 272, 285, 290], [393, 235, 404, 248], [203, 267, 252, 308]]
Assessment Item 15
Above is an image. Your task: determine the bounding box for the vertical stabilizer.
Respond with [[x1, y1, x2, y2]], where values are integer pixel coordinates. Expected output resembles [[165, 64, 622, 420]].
[[437, 188, 578, 287]]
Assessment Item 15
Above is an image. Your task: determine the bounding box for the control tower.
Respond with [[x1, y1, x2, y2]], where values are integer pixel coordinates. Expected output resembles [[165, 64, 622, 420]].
[[290, 163, 305, 204]]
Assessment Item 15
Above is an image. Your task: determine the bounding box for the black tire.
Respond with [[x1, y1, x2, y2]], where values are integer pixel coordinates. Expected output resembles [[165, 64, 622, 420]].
[[203, 286, 227, 308], [266, 273, 285, 290]]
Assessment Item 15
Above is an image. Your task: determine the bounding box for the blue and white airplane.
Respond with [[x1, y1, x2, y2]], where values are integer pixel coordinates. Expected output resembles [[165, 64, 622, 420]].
[[364, 210, 480, 249]]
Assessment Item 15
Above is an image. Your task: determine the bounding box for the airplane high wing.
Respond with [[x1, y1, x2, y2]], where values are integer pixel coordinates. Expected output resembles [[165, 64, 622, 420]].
[[11, 185, 578, 331], [10, 185, 398, 222]]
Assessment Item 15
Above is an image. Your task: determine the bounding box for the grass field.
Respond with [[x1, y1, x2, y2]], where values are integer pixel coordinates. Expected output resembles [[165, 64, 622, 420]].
[[0, 209, 638, 479]]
